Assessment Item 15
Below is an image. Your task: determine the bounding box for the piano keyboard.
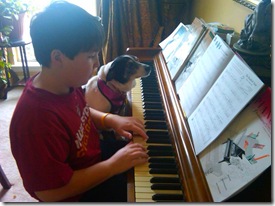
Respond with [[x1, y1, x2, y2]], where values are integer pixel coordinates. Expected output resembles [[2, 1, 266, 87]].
[[131, 65, 184, 202]]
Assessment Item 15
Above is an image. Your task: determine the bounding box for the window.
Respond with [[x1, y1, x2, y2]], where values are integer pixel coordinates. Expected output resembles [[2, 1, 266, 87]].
[[14, 0, 97, 64]]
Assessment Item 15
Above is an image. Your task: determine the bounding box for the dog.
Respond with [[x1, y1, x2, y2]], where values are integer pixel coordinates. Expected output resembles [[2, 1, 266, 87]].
[[85, 55, 151, 115]]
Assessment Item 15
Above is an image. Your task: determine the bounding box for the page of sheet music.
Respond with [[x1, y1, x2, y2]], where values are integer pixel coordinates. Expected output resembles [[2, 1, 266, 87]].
[[199, 87, 271, 202], [159, 22, 189, 65], [175, 30, 213, 91], [178, 35, 234, 117], [166, 33, 196, 78], [188, 55, 264, 155], [159, 19, 206, 79]]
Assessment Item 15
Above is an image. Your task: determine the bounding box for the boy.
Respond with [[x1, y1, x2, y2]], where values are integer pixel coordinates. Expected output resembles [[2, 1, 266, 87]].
[[9, 1, 148, 202]]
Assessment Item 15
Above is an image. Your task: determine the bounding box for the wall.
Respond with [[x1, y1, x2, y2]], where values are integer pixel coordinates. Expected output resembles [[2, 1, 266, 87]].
[[191, 0, 254, 33]]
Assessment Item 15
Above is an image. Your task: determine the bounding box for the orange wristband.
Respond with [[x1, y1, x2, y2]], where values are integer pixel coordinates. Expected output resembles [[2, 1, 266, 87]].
[[101, 113, 110, 128]]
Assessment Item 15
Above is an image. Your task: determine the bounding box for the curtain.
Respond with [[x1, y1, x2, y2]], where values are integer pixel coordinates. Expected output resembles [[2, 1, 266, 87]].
[[159, 0, 192, 38], [97, 0, 191, 64]]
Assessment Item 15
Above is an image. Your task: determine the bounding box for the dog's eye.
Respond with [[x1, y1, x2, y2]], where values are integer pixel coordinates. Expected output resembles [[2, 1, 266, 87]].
[[127, 61, 135, 68]]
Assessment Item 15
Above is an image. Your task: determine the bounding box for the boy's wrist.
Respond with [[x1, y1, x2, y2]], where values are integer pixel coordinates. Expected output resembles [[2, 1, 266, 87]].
[[101, 113, 110, 128], [101, 113, 114, 129]]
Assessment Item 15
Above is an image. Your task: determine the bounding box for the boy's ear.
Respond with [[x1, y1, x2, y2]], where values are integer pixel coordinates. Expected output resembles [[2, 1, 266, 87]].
[[51, 50, 62, 63]]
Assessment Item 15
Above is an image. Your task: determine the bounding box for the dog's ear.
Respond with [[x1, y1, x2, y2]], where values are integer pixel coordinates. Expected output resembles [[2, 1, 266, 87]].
[[106, 65, 115, 81]]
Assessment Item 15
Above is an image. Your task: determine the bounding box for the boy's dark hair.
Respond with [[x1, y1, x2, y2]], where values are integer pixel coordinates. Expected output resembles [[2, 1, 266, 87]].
[[30, 1, 105, 67]]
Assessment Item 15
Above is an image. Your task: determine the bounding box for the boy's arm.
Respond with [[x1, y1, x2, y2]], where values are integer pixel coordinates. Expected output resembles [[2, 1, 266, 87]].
[[35, 141, 148, 201], [89, 108, 148, 140]]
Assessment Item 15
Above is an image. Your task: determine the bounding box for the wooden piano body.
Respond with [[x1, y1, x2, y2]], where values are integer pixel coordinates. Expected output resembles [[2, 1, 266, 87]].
[[125, 47, 271, 202]]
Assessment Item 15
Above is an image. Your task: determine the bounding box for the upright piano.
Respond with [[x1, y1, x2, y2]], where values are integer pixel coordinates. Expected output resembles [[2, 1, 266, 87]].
[[125, 47, 271, 202]]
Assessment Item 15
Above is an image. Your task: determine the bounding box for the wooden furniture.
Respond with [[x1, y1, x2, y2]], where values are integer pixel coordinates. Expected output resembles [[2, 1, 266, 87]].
[[0, 164, 11, 189], [126, 47, 212, 202], [0, 40, 31, 87], [126, 47, 271, 202]]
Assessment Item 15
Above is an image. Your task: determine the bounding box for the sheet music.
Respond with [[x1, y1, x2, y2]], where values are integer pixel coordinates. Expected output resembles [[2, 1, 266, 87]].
[[199, 88, 271, 202], [178, 35, 234, 117], [159, 18, 206, 79], [166, 32, 196, 79], [159, 23, 190, 65], [188, 55, 264, 155], [175, 29, 214, 91]]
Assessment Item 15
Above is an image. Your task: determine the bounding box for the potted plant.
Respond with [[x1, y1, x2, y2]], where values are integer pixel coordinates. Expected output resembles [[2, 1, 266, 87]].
[[0, 0, 32, 43], [0, 0, 33, 99], [0, 48, 11, 99]]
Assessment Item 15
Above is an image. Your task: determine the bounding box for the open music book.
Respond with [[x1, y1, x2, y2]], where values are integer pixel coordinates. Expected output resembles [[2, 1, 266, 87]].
[[159, 17, 207, 80], [177, 35, 264, 155], [199, 87, 271, 202]]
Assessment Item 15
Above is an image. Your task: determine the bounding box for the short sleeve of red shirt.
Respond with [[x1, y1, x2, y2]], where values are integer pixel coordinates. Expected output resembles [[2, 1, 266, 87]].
[[10, 80, 101, 201]]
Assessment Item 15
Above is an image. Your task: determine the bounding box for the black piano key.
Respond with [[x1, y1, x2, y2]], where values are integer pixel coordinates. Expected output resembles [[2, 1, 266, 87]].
[[145, 121, 167, 129], [143, 104, 163, 110], [149, 157, 175, 164], [147, 150, 174, 156], [144, 113, 165, 119], [147, 133, 169, 138], [142, 96, 160, 101], [142, 76, 157, 81], [144, 110, 165, 116], [149, 163, 176, 169], [147, 137, 171, 144], [142, 100, 160, 104], [144, 114, 165, 121], [142, 74, 156, 79], [150, 177, 180, 184], [142, 87, 157, 90], [144, 115, 165, 121], [142, 80, 157, 84], [147, 145, 174, 156], [142, 77, 157, 81], [145, 124, 167, 130], [141, 88, 158, 93], [141, 88, 158, 92], [149, 168, 178, 174], [151, 183, 182, 190], [142, 83, 157, 87], [146, 131, 169, 137], [141, 78, 157, 83], [141, 82, 157, 86], [141, 84, 158, 90], [142, 93, 160, 98], [142, 96, 162, 102], [152, 194, 184, 201], [140, 85, 156, 91], [147, 145, 173, 151]]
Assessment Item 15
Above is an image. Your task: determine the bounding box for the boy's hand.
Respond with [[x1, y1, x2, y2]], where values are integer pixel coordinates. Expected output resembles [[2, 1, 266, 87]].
[[105, 114, 148, 141], [107, 141, 148, 175]]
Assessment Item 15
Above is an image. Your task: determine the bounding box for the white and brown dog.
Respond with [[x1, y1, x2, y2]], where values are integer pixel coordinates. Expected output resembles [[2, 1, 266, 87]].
[[85, 55, 151, 115]]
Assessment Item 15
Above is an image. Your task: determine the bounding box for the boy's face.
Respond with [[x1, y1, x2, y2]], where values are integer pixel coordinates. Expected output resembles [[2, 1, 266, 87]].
[[64, 51, 100, 87]]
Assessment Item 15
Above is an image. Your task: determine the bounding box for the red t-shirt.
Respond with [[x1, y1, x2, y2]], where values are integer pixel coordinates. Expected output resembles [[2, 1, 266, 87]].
[[9, 78, 101, 201]]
